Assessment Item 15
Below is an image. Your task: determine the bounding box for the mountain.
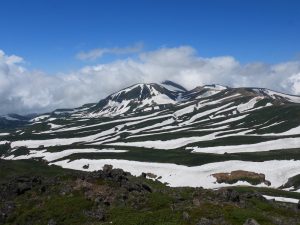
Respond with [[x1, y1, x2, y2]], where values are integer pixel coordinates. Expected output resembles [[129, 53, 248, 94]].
[[88, 83, 179, 117], [1, 81, 300, 193], [0, 114, 37, 129]]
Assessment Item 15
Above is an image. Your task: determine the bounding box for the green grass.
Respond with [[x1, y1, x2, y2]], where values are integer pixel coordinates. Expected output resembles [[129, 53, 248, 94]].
[[108, 207, 182, 225], [0, 159, 75, 183], [232, 186, 300, 199], [57, 145, 300, 167], [1, 159, 300, 225], [6, 193, 93, 225]]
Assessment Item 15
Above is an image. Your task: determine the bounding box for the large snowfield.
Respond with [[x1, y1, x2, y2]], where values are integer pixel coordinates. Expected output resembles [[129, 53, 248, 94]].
[[51, 159, 300, 189]]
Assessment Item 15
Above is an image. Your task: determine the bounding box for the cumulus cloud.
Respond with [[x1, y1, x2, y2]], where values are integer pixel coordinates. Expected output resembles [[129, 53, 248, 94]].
[[1, 46, 300, 115], [76, 42, 143, 60]]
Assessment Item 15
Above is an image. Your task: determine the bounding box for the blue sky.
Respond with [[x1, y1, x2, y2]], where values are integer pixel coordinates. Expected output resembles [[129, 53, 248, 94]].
[[1, 0, 300, 73], [1, 0, 300, 114]]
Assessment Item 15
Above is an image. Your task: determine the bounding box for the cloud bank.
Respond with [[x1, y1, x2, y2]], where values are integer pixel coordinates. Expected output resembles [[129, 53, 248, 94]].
[[1, 46, 300, 115]]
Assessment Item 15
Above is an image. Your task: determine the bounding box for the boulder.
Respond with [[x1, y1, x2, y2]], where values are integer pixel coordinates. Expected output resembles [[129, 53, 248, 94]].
[[182, 211, 190, 221], [0, 201, 15, 224], [83, 164, 89, 169], [141, 183, 152, 193], [196, 217, 229, 225], [48, 219, 57, 225], [83, 208, 106, 221], [103, 164, 113, 173], [192, 197, 201, 206], [16, 182, 32, 195], [218, 188, 240, 202], [146, 172, 157, 179], [196, 218, 211, 225], [243, 218, 260, 225]]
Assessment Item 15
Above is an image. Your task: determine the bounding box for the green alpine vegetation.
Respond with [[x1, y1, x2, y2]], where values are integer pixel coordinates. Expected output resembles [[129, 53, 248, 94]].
[[0, 159, 300, 225]]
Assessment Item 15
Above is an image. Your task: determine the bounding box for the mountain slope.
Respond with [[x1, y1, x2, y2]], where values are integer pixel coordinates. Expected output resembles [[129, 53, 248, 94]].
[[0, 114, 37, 129], [1, 81, 300, 191], [87, 83, 179, 117]]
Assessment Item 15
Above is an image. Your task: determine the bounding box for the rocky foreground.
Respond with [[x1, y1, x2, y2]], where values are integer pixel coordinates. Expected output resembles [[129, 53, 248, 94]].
[[0, 159, 300, 225]]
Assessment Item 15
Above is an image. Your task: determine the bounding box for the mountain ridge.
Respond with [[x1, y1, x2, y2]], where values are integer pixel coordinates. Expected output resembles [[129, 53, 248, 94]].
[[1, 80, 300, 121], [1, 80, 300, 191]]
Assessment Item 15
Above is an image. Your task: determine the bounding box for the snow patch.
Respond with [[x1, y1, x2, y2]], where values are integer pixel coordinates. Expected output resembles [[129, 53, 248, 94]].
[[263, 195, 299, 204], [51, 159, 300, 188], [237, 97, 261, 113], [4, 148, 127, 161], [190, 137, 300, 154]]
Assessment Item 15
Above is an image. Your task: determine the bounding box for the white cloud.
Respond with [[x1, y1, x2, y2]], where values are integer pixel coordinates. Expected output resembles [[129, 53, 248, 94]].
[[76, 42, 143, 60], [1, 46, 300, 115], [287, 73, 300, 95]]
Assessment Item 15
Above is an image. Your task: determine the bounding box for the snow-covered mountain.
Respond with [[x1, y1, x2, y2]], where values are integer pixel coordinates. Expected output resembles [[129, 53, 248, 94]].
[[87, 83, 179, 117], [1, 81, 300, 190], [69, 81, 300, 118]]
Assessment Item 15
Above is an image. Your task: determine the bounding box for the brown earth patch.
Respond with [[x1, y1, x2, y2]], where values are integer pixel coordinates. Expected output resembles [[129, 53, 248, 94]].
[[212, 170, 271, 186]]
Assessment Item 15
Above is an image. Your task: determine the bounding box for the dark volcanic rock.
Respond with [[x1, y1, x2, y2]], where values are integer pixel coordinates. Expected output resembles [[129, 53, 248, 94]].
[[244, 192, 266, 201], [89, 164, 130, 185], [103, 164, 113, 173], [218, 188, 240, 202], [182, 211, 190, 221], [243, 218, 260, 225], [141, 183, 152, 193], [123, 182, 143, 192], [196, 217, 229, 225], [196, 218, 212, 225], [0, 162, 299, 225], [83, 207, 106, 221], [16, 182, 32, 195], [0, 201, 15, 224], [48, 218, 57, 225], [83, 164, 89, 169], [281, 174, 300, 190], [0, 176, 44, 198]]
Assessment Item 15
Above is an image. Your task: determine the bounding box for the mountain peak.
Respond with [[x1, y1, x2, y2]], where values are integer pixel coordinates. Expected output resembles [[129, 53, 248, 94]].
[[88, 83, 179, 117]]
